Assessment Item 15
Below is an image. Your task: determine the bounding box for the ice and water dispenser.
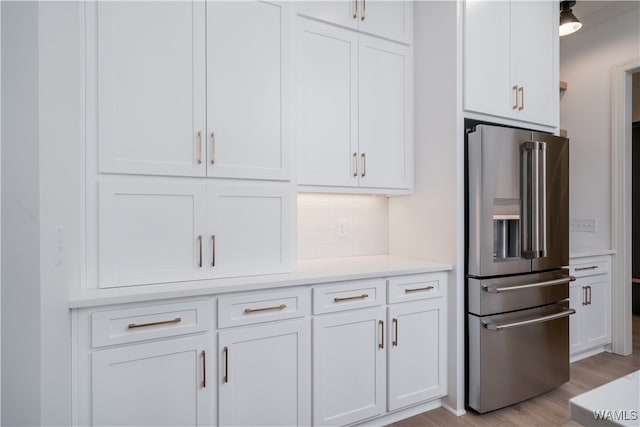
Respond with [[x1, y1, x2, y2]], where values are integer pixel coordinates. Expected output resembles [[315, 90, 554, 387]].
[[493, 199, 520, 260]]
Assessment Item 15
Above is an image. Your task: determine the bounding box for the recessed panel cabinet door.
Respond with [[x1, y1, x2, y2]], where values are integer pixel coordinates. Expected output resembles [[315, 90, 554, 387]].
[[92, 335, 212, 426], [358, 35, 411, 190], [207, 1, 291, 180], [206, 183, 293, 278], [95, 1, 206, 176], [387, 299, 446, 411], [357, 1, 413, 44], [218, 320, 310, 426], [297, 19, 359, 187], [98, 181, 207, 288]]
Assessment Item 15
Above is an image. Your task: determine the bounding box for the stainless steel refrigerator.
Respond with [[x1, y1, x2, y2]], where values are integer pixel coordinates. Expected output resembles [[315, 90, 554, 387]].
[[465, 122, 574, 413]]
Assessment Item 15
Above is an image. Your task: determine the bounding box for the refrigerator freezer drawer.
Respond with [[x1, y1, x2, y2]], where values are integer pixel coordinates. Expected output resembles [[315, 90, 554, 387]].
[[467, 301, 573, 413]]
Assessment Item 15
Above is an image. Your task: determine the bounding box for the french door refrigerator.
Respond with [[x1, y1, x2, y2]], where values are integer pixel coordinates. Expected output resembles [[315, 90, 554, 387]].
[[465, 122, 574, 413]]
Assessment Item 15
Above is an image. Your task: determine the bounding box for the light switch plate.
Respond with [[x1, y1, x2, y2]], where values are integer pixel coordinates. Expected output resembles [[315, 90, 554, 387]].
[[570, 218, 597, 233]]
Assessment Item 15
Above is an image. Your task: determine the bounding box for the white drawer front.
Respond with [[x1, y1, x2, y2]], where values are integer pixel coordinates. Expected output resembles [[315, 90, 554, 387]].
[[218, 289, 310, 328], [313, 280, 385, 314], [388, 273, 446, 304], [569, 259, 609, 278], [92, 299, 213, 348]]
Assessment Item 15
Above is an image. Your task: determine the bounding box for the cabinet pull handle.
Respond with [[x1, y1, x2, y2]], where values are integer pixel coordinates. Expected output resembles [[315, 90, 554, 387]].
[[379, 320, 384, 349], [223, 346, 229, 383], [582, 286, 588, 305], [198, 235, 203, 268], [392, 318, 398, 347], [127, 317, 182, 329], [211, 235, 216, 267], [587, 285, 592, 305], [361, 0, 366, 21], [405, 285, 434, 293], [575, 266, 598, 271], [197, 131, 203, 164], [513, 86, 519, 110], [244, 304, 287, 314], [202, 350, 207, 388], [334, 293, 368, 302], [361, 152, 366, 177], [353, 0, 358, 19], [518, 87, 524, 111], [353, 152, 358, 177], [210, 132, 216, 165]]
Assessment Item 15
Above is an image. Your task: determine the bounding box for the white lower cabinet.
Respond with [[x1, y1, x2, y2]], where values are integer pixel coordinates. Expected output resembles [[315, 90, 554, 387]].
[[568, 255, 612, 359], [218, 319, 310, 426], [92, 335, 213, 427], [313, 307, 387, 426], [387, 298, 446, 411]]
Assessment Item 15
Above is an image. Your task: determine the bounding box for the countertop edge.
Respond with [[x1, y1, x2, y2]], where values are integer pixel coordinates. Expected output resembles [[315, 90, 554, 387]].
[[69, 256, 453, 309]]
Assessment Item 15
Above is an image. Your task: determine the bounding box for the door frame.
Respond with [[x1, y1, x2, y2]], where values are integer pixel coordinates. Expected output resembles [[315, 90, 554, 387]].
[[611, 56, 640, 356]]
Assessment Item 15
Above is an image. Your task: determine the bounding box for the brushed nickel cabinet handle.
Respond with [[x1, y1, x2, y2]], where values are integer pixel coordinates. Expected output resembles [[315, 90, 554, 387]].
[[197, 131, 203, 164], [379, 320, 384, 349], [361, 152, 366, 177], [211, 235, 216, 267], [127, 317, 182, 329], [361, 0, 366, 21], [244, 304, 287, 314], [334, 293, 368, 302], [587, 285, 592, 305], [513, 86, 518, 110], [582, 286, 588, 305], [353, 152, 358, 177], [201, 350, 207, 388], [198, 235, 203, 268], [405, 285, 434, 293], [392, 318, 398, 347], [210, 132, 216, 165], [353, 0, 358, 19], [518, 87, 524, 111], [223, 346, 229, 383], [575, 266, 598, 271]]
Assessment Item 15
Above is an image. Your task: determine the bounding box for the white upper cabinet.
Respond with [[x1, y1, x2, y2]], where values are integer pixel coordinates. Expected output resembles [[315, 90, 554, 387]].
[[95, 1, 206, 177], [296, 0, 413, 44], [463, 0, 557, 128], [206, 2, 291, 180], [296, 18, 413, 193], [91, 1, 291, 180]]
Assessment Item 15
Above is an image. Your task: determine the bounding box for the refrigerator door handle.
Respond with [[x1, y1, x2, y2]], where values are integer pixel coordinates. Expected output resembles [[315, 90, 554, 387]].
[[482, 277, 571, 293], [521, 141, 546, 259], [539, 141, 547, 258], [482, 307, 575, 331]]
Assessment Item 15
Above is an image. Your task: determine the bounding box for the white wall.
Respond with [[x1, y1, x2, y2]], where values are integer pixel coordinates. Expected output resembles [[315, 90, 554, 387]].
[[559, 3, 640, 250], [388, 0, 463, 413]]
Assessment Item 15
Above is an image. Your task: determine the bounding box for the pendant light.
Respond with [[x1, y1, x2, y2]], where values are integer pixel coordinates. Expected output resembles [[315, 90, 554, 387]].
[[559, 1, 582, 36]]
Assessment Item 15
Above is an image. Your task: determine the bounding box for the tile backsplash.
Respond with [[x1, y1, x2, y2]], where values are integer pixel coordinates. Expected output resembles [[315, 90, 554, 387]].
[[298, 193, 388, 260]]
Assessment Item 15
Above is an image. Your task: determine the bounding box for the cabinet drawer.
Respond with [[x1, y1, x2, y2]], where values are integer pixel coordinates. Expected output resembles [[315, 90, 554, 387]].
[[218, 289, 310, 328], [313, 279, 385, 314], [569, 259, 609, 278], [387, 273, 446, 304], [92, 299, 213, 348]]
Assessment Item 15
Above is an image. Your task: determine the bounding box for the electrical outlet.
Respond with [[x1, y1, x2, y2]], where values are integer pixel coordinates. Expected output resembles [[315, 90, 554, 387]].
[[336, 220, 348, 238], [570, 218, 597, 233]]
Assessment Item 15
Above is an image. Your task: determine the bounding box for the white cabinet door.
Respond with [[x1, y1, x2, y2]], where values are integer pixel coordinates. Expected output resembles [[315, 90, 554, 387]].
[[94, 1, 206, 177], [358, 35, 411, 190], [510, 0, 556, 127], [387, 299, 446, 411], [218, 319, 310, 426], [313, 307, 386, 426], [569, 283, 583, 353], [98, 180, 207, 288], [207, 1, 291, 180], [206, 182, 293, 278], [583, 279, 611, 349], [463, 0, 511, 119], [296, 0, 412, 44], [92, 335, 212, 426], [297, 19, 358, 187]]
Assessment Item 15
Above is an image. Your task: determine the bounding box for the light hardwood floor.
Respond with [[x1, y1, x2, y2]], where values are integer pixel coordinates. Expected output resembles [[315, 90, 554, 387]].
[[388, 315, 640, 426]]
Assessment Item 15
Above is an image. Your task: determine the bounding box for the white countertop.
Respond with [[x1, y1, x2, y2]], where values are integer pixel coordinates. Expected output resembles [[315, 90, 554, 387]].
[[570, 370, 640, 426], [69, 255, 452, 308], [570, 248, 616, 259]]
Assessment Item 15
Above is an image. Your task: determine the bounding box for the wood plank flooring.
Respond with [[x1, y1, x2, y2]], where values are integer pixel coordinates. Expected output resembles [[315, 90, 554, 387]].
[[388, 315, 640, 426]]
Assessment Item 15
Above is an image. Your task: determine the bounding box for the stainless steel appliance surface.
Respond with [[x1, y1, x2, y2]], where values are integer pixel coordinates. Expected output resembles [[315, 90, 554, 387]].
[[465, 122, 573, 413]]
